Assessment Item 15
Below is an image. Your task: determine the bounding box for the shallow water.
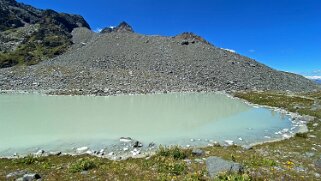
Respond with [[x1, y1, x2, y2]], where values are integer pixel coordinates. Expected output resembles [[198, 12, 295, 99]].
[[0, 92, 296, 156]]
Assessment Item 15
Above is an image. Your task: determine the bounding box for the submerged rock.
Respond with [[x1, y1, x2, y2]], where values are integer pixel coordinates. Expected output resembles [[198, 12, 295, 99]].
[[133, 141, 143, 148], [76, 146, 89, 153], [120, 137, 132, 143]]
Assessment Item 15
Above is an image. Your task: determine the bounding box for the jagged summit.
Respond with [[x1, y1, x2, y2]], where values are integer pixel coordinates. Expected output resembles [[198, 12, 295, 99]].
[[174, 32, 211, 45], [101, 21, 134, 33]]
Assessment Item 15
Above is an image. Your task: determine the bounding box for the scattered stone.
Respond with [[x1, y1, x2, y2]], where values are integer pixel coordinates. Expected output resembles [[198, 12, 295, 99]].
[[6, 170, 28, 179], [133, 141, 143, 148], [305, 152, 315, 157], [194, 158, 204, 164], [315, 159, 321, 173], [295, 166, 305, 172], [282, 134, 292, 139], [120, 137, 132, 142], [308, 135, 317, 138], [35, 149, 45, 156], [131, 148, 140, 156], [108, 152, 114, 156], [81, 171, 88, 175], [22, 173, 41, 181], [242, 145, 253, 150], [224, 140, 234, 146], [148, 142, 155, 147], [192, 149, 204, 156], [76, 146, 89, 153], [49, 151, 62, 156], [206, 156, 244, 178], [123, 147, 129, 151], [238, 137, 243, 141]]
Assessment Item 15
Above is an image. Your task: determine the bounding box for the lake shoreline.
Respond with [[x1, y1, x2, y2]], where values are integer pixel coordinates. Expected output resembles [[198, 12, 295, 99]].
[[0, 90, 313, 160]]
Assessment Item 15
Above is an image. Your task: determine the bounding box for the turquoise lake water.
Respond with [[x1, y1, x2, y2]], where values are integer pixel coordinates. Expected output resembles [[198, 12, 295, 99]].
[[0, 92, 295, 156]]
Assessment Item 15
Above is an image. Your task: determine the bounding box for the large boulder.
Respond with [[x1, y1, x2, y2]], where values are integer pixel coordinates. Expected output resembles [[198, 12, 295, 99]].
[[206, 156, 244, 178]]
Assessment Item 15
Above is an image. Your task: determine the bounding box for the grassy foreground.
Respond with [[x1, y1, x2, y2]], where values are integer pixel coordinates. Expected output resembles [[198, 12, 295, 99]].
[[0, 91, 320, 180]]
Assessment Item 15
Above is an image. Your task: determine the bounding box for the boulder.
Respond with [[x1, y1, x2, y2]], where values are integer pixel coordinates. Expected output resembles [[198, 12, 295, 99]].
[[192, 149, 205, 156], [206, 156, 244, 178]]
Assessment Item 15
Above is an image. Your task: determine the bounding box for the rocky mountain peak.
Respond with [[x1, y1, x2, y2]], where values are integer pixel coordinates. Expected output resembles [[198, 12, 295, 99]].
[[0, 0, 90, 68], [174, 32, 211, 45], [101, 21, 134, 33]]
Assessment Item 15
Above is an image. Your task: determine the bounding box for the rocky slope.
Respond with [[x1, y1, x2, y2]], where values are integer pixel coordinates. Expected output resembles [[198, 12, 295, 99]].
[[0, 0, 90, 68], [0, 20, 319, 94]]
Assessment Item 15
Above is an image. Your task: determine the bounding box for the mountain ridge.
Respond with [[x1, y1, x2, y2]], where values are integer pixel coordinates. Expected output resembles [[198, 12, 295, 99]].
[[0, 0, 90, 68], [0, 1, 319, 93]]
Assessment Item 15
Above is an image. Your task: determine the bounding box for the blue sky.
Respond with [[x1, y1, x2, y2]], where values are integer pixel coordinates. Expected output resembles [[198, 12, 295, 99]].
[[17, 0, 321, 76]]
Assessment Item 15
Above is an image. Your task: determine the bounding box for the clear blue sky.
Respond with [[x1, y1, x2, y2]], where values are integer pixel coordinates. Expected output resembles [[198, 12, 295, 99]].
[[17, 0, 321, 76]]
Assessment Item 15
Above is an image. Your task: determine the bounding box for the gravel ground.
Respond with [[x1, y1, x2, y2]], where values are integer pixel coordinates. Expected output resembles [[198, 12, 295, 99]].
[[0, 27, 319, 95]]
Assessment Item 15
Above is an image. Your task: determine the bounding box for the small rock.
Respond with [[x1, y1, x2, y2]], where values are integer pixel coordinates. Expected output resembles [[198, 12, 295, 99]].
[[133, 141, 143, 148], [194, 158, 204, 164], [315, 159, 321, 173], [282, 134, 291, 139], [49, 151, 62, 156], [148, 142, 155, 147], [305, 152, 315, 157], [120, 137, 132, 142], [22, 173, 41, 181], [35, 149, 45, 156], [192, 149, 205, 156], [76, 146, 89, 153], [131, 149, 140, 156], [241, 145, 253, 150], [98, 149, 105, 155], [108, 152, 114, 156], [123, 147, 129, 151], [6, 170, 28, 179], [224, 140, 234, 146], [81, 171, 88, 175], [238, 137, 243, 141]]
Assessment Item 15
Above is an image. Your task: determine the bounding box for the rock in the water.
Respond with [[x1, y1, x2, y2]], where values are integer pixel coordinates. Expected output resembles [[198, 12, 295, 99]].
[[120, 137, 132, 142], [192, 149, 205, 156], [35, 149, 45, 156], [76, 146, 89, 153], [206, 156, 244, 178], [224, 140, 234, 146], [133, 141, 143, 148]]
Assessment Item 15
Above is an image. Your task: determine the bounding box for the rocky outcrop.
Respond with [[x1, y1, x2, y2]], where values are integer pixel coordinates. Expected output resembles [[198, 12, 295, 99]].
[[101, 21, 134, 33], [0, 0, 90, 68]]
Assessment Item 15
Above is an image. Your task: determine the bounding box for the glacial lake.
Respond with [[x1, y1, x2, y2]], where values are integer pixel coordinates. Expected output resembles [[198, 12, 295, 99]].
[[0, 92, 299, 156]]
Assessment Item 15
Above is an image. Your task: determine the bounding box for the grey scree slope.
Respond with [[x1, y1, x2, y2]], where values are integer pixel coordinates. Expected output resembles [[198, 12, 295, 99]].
[[0, 24, 319, 95]]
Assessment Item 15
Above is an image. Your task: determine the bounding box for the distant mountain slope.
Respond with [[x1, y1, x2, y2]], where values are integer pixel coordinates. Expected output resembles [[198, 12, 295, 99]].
[[306, 76, 321, 84], [0, 0, 90, 68], [0, 22, 318, 93]]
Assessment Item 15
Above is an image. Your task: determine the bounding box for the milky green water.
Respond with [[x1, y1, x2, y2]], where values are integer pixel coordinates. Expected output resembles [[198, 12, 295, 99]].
[[0, 92, 294, 156]]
